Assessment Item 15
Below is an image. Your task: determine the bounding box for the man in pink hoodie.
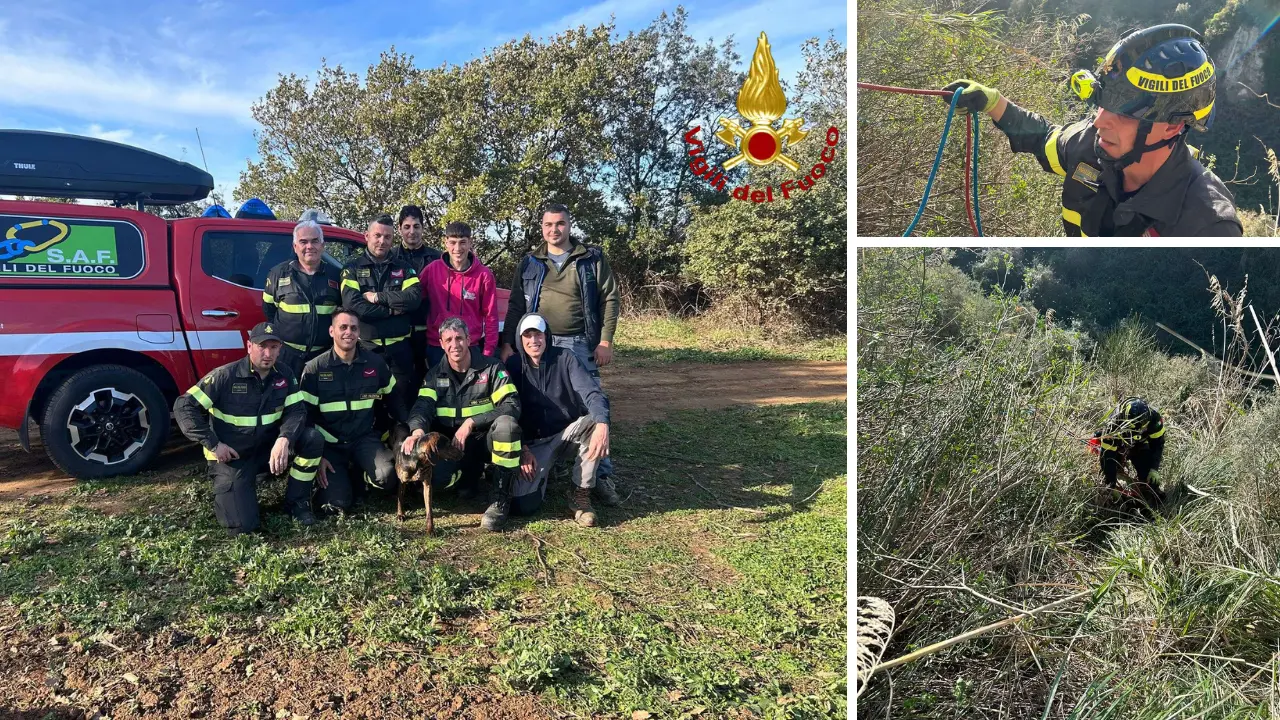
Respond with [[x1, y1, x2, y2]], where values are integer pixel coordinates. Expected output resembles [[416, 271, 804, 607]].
[[420, 222, 500, 367]]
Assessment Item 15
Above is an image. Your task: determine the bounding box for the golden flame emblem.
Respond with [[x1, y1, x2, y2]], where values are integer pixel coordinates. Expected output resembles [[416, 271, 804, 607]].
[[716, 32, 808, 171]]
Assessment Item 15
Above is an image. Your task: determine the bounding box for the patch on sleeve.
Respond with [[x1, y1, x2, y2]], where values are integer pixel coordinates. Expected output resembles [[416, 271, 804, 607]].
[[1071, 162, 1100, 192]]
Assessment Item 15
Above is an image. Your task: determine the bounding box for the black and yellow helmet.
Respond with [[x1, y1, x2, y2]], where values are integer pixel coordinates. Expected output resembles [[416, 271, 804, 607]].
[[1071, 24, 1216, 132]]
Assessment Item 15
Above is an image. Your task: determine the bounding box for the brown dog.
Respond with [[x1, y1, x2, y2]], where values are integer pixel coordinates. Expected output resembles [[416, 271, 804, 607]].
[[393, 427, 464, 534]]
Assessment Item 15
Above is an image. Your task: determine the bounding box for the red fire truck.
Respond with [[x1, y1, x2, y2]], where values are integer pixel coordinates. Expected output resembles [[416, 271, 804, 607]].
[[0, 130, 506, 479]]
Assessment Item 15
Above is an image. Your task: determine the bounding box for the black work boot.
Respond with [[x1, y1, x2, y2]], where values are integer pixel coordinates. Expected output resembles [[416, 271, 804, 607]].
[[291, 500, 316, 527], [481, 468, 513, 532]]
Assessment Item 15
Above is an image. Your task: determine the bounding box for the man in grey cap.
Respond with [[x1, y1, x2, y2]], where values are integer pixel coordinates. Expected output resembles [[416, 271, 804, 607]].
[[174, 322, 325, 534], [503, 312, 612, 526]]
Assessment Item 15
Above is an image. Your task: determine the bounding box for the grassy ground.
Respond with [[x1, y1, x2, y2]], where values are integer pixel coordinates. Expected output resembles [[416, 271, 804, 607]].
[[0, 402, 847, 719], [613, 314, 847, 366]]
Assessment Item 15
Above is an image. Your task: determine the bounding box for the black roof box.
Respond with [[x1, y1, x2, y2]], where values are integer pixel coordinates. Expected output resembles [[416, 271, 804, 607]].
[[0, 129, 214, 206]]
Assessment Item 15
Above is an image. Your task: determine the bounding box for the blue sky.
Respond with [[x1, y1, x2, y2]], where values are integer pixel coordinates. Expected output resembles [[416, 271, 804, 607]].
[[0, 0, 847, 207]]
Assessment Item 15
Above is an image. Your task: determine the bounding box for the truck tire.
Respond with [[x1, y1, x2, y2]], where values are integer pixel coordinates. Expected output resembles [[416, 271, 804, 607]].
[[40, 364, 170, 479]]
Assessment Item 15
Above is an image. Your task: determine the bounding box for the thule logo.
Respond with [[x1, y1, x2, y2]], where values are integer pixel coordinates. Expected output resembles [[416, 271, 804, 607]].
[[13, 162, 35, 170]]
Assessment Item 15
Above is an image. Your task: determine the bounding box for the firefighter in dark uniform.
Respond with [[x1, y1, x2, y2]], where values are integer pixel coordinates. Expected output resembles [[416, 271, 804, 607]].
[[1092, 396, 1167, 506], [300, 308, 405, 512], [174, 322, 324, 534], [402, 316, 522, 531], [341, 214, 423, 400], [262, 218, 343, 378], [942, 24, 1241, 237], [390, 205, 442, 387]]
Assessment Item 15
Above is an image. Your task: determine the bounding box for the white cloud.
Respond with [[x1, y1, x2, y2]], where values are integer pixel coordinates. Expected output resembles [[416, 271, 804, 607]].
[[0, 50, 258, 127], [84, 124, 134, 143]]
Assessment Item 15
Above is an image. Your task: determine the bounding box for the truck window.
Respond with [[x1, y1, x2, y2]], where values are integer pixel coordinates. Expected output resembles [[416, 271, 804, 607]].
[[323, 238, 363, 269], [201, 231, 295, 289]]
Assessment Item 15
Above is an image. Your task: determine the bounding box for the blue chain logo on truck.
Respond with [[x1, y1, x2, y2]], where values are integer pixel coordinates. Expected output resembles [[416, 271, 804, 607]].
[[0, 219, 69, 261]]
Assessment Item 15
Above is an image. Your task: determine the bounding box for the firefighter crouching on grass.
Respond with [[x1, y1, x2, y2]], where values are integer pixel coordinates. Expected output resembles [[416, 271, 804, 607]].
[[262, 217, 343, 378], [174, 322, 324, 534], [1092, 396, 1167, 506], [300, 308, 406, 514], [402, 317, 522, 532]]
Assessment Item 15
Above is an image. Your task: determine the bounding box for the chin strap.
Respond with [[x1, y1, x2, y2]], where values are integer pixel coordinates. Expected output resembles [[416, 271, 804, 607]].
[[1096, 119, 1187, 174]]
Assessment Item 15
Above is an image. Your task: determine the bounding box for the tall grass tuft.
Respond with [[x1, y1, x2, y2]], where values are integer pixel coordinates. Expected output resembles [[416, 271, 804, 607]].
[[858, 248, 1280, 718]]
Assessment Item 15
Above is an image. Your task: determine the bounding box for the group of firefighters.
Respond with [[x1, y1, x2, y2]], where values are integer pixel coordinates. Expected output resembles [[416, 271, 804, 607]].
[[174, 203, 622, 536]]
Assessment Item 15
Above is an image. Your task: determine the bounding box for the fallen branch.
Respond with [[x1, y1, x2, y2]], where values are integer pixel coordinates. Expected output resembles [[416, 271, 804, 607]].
[[868, 588, 1094, 676]]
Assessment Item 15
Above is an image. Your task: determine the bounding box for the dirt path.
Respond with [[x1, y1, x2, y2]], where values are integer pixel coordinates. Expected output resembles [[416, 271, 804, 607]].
[[0, 360, 846, 500]]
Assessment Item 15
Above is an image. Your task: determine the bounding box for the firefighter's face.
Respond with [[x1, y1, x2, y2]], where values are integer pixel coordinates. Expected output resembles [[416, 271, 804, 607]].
[[541, 211, 570, 248], [1092, 109, 1182, 160], [521, 328, 545, 362], [248, 339, 280, 372], [366, 221, 395, 258], [444, 234, 471, 265], [330, 313, 360, 352], [294, 226, 323, 266], [399, 216, 422, 249], [441, 328, 469, 367]]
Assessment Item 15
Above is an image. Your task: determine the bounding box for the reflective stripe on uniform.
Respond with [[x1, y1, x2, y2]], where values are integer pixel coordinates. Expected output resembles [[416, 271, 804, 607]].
[[316, 426, 338, 442], [418, 387, 438, 400], [490, 383, 516, 404], [262, 292, 276, 305], [402, 276, 420, 290], [318, 398, 377, 413], [492, 439, 521, 452], [1062, 208, 1085, 233], [372, 333, 410, 346], [284, 340, 309, 351], [277, 301, 336, 316], [187, 385, 214, 410], [437, 407, 457, 418], [1045, 129, 1065, 176], [203, 446, 218, 460], [379, 375, 397, 395], [210, 407, 280, 427], [1100, 440, 1118, 451], [293, 456, 321, 468], [290, 466, 317, 481], [491, 453, 520, 467], [299, 391, 320, 405], [1148, 426, 1165, 439], [284, 391, 304, 407], [342, 278, 361, 291]]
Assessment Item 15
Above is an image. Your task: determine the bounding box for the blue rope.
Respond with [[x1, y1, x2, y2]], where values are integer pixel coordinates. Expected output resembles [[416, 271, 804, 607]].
[[903, 89, 962, 237], [972, 110, 984, 236]]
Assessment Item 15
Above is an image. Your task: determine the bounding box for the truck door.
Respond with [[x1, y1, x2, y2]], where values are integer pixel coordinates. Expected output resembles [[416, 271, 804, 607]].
[[182, 225, 297, 376], [178, 223, 366, 378]]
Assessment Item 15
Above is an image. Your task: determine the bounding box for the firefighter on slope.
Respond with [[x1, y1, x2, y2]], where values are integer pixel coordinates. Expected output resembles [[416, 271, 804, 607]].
[[262, 217, 344, 378], [1092, 396, 1167, 507], [299, 308, 406, 513], [402, 316, 522, 531], [174, 322, 324, 534], [942, 24, 1240, 236], [341, 214, 423, 399]]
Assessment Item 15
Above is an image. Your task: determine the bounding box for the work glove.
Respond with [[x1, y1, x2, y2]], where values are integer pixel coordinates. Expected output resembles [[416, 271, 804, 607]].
[[942, 79, 1002, 113]]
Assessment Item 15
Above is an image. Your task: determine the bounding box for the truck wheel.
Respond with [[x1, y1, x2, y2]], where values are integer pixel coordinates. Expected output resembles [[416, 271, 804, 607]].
[[40, 364, 170, 479]]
